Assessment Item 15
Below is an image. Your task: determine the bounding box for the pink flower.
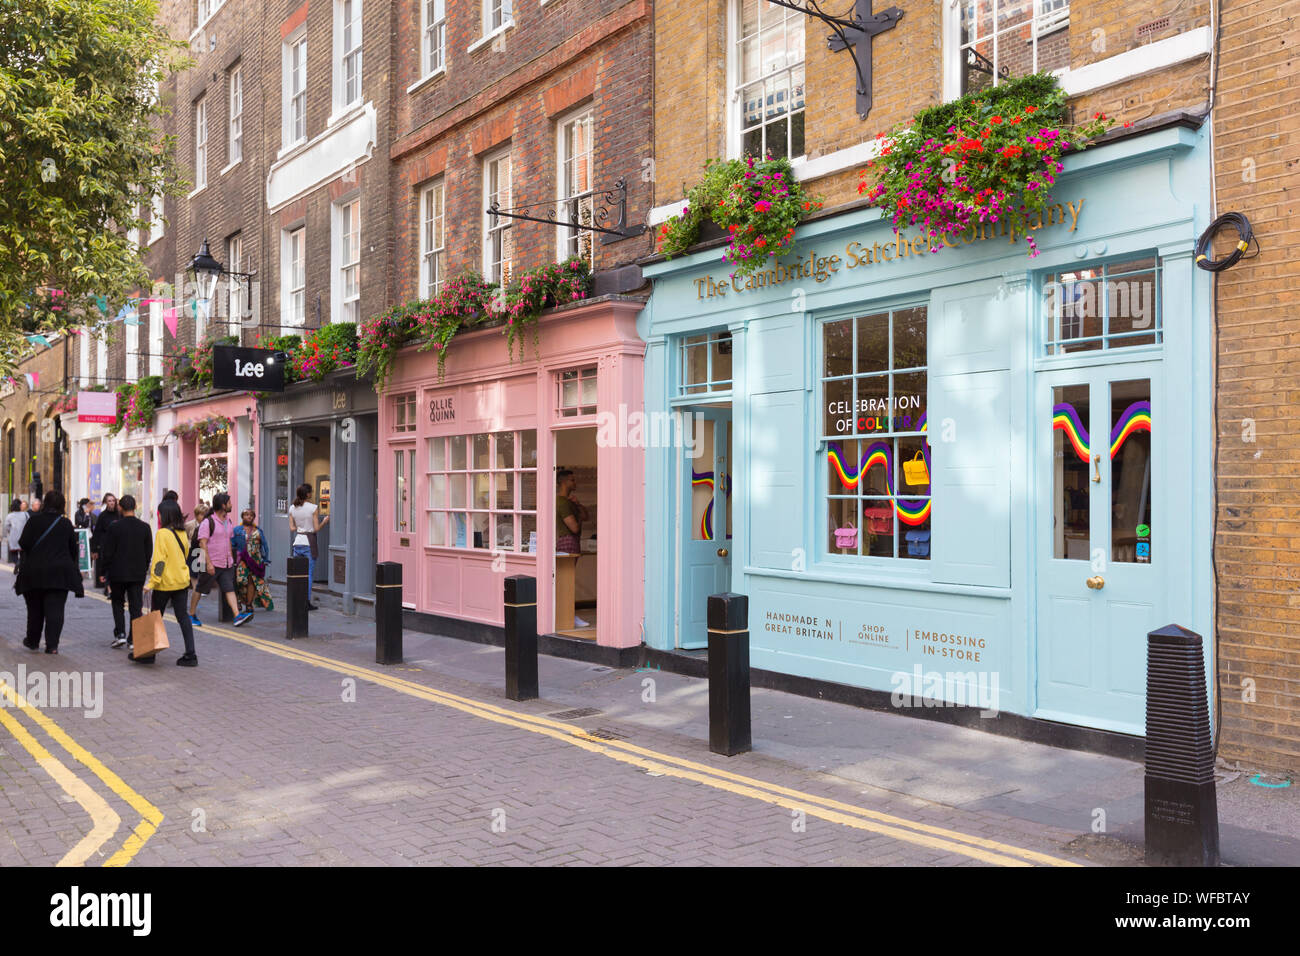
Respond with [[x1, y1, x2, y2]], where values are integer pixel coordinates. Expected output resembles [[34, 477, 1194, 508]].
[[753, 200, 772, 213]]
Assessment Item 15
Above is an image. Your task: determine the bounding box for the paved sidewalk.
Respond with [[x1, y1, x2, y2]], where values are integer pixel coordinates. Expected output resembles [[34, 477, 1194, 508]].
[[1, 572, 1294, 866], [223, 581, 1298, 866]]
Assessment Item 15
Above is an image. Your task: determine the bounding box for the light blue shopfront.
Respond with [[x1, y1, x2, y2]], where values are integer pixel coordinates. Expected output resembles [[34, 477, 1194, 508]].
[[640, 123, 1214, 738]]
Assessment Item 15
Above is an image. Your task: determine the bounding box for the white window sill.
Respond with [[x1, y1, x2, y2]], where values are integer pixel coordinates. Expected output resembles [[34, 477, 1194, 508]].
[[276, 137, 309, 163], [1058, 26, 1212, 96], [327, 100, 366, 130], [188, 2, 228, 43], [187, 184, 207, 200], [219, 158, 241, 177], [407, 67, 447, 96], [467, 21, 514, 54], [646, 140, 884, 225], [148, 234, 164, 247]]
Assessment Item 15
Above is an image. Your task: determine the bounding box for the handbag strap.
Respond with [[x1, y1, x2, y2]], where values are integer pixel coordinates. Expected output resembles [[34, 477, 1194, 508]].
[[31, 516, 65, 552], [169, 530, 189, 568]]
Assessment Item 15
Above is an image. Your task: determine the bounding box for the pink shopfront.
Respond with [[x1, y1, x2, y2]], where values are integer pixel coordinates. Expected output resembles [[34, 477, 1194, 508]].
[[378, 298, 644, 649], [160, 392, 257, 519]]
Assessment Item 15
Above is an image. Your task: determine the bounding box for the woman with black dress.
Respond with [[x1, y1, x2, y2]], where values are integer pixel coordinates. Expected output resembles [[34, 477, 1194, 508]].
[[89, 492, 120, 596], [15, 491, 83, 653]]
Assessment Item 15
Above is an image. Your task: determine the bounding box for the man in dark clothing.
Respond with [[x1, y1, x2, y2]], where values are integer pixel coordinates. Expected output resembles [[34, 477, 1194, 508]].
[[89, 493, 120, 596], [15, 490, 83, 653], [101, 494, 153, 649]]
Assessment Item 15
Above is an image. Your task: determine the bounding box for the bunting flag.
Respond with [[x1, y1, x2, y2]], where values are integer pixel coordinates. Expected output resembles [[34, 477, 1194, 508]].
[[25, 334, 50, 347], [162, 307, 178, 338], [24, 373, 39, 390], [95, 295, 108, 314], [124, 306, 140, 326]]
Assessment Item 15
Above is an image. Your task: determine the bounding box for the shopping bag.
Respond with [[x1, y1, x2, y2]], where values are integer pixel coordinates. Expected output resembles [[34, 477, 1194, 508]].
[[902, 451, 930, 486], [131, 610, 171, 657]]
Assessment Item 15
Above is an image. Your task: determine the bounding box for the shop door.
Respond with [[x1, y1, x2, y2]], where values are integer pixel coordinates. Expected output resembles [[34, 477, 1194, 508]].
[[678, 408, 732, 649], [1035, 365, 1159, 735], [390, 444, 418, 607]]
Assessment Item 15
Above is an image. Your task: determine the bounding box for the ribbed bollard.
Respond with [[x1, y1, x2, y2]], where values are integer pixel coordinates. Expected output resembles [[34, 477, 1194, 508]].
[[503, 575, 538, 701], [1144, 623, 1219, 867], [708, 592, 751, 756], [375, 561, 403, 664], [286, 556, 310, 640]]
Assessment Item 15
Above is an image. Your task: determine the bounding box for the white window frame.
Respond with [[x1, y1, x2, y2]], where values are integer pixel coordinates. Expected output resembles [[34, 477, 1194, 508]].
[[149, 296, 164, 378], [281, 226, 306, 332], [196, 0, 226, 25], [332, 198, 361, 324], [485, 0, 513, 36], [126, 311, 139, 382], [556, 107, 595, 268], [194, 96, 208, 191], [148, 191, 164, 244], [483, 148, 512, 285], [226, 233, 244, 335], [943, 0, 1072, 102], [96, 332, 107, 386], [333, 0, 363, 116], [282, 31, 308, 150], [79, 328, 90, 387], [727, 0, 806, 162], [419, 179, 446, 299], [422, 0, 447, 78], [228, 65, 243, 166]]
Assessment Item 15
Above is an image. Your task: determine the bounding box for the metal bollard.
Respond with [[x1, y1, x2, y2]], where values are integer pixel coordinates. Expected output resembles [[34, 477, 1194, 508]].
[[503, 575, 538, 701], [1145, 623, 1220, 866], [286, 556, 309, 640], [708, 592, 751, 756], [375, 561, 403, 664]]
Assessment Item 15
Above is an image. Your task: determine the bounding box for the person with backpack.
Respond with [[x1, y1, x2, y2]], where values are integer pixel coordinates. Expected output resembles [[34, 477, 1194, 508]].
[[89, 492, 121, 596], [4, 498, 29, 569], [196, 492, 252, 626], [14, 491, 83, 653], [101, 494, 153, 650], [185, 503, 209, 625], [142, 498, 196, 666]]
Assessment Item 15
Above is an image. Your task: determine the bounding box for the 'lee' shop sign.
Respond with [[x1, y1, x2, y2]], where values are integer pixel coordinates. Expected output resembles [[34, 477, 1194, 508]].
[[212, 346, 285, 392]]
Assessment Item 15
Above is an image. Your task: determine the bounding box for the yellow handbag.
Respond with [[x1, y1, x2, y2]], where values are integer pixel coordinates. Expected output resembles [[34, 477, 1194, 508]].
[[902, 451, 930, 486]]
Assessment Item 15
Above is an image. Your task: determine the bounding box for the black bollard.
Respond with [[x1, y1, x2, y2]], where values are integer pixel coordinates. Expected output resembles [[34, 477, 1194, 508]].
[[286, 556, 309, 640], [1145, 623, 1220, 866], [375, 561, 403, 664], [503, 575, 538, 701], [708, 592, 751, 756]]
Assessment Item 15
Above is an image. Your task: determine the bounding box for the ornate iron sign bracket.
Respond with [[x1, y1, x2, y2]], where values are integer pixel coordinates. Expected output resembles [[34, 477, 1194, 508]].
[[764, 0, 903, 120], [487, 177, 645, 244]]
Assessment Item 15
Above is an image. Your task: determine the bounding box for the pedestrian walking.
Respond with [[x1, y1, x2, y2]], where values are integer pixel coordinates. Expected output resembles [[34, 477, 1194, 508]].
[[14, 491, 83, 654], [185, 503, 209, 624], [101, 494, 153, 650], [74, 498, 93, 530], [29, 497, 40, 514], [29, 471, 43, 501], [141, 498, 196, 666], [197, 493, 252, 626], [288, 484, 328, 610], [232, 508, 274, 613], [5, 499, 30, 569], [89, 492, 121, 596]]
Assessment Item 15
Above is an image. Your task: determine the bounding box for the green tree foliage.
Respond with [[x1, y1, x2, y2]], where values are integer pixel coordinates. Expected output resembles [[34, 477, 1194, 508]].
[[0, 0, 187, 373]]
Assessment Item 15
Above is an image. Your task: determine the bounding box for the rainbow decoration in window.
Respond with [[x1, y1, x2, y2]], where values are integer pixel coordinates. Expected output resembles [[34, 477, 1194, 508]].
[[826, 416, 931, 527], [692, 469, 732, 540], [1052, 400, 1151, 462]]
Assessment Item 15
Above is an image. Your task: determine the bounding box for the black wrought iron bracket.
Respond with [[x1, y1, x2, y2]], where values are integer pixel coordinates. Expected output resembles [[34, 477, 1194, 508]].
[[763, 0, 902, 120], [487, 177, 645, 245], [965, 46, 1009, 81]]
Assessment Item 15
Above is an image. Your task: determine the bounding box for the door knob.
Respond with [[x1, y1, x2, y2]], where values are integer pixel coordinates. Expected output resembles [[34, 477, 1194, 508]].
[[1086, 575, 1104, 590], [716, 548, 729, 558]]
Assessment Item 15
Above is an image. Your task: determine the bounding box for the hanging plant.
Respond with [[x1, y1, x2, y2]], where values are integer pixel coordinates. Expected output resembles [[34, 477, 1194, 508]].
[[254, 333, 304, 388], [657, 156, 822, 277], [415, 271, 499, 378], [500, 258, 592, 361], [107, 375, 164, 436], [291, 322, 358, 383], [857, 72, 1120, 257], [357, 306, 418, 392], [172, 414, 234, 442]]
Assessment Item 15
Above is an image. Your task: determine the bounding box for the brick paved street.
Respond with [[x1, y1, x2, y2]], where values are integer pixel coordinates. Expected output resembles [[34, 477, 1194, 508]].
[[0, 577, 1100, 867]]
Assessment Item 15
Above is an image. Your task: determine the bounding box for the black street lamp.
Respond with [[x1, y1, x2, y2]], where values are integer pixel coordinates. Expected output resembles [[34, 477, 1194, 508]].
[[186, 237, 257, 302]]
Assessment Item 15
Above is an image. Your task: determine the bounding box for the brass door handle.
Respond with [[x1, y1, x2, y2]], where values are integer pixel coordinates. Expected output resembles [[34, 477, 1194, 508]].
[[1086, 575, 1104, 590], [716, 548, 729, 558], [1092, 453, 1101, 483]]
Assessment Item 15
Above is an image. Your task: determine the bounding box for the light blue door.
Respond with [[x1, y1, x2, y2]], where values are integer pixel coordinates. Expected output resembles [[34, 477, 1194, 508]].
[[679, 408, 731, 649], [1036, 364, 1161, 734]]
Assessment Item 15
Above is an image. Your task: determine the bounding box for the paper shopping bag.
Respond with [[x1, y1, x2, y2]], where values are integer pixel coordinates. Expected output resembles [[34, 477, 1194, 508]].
[[131, 610, 170, 657]]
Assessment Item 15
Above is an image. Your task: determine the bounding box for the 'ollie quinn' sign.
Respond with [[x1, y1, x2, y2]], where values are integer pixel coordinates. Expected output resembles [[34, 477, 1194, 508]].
[[213, 346, 285, 392]]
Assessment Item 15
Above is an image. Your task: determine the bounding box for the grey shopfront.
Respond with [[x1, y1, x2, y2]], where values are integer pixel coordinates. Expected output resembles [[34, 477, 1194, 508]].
[[257, 370, 379, 615]]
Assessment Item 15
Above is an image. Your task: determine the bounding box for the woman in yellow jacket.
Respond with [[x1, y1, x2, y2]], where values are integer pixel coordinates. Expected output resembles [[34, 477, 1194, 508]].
[[138, 498, 198, 666]]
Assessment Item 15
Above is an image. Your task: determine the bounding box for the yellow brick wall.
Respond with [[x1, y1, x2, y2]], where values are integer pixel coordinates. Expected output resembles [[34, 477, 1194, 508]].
[[1211, 0, 1300, 773], [654, 0, 1213, 210]]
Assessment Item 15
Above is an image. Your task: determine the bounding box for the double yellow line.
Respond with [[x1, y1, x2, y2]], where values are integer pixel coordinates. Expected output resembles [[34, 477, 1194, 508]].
[[203, 621, 1079, 867], [0, 679, 163, 867]]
